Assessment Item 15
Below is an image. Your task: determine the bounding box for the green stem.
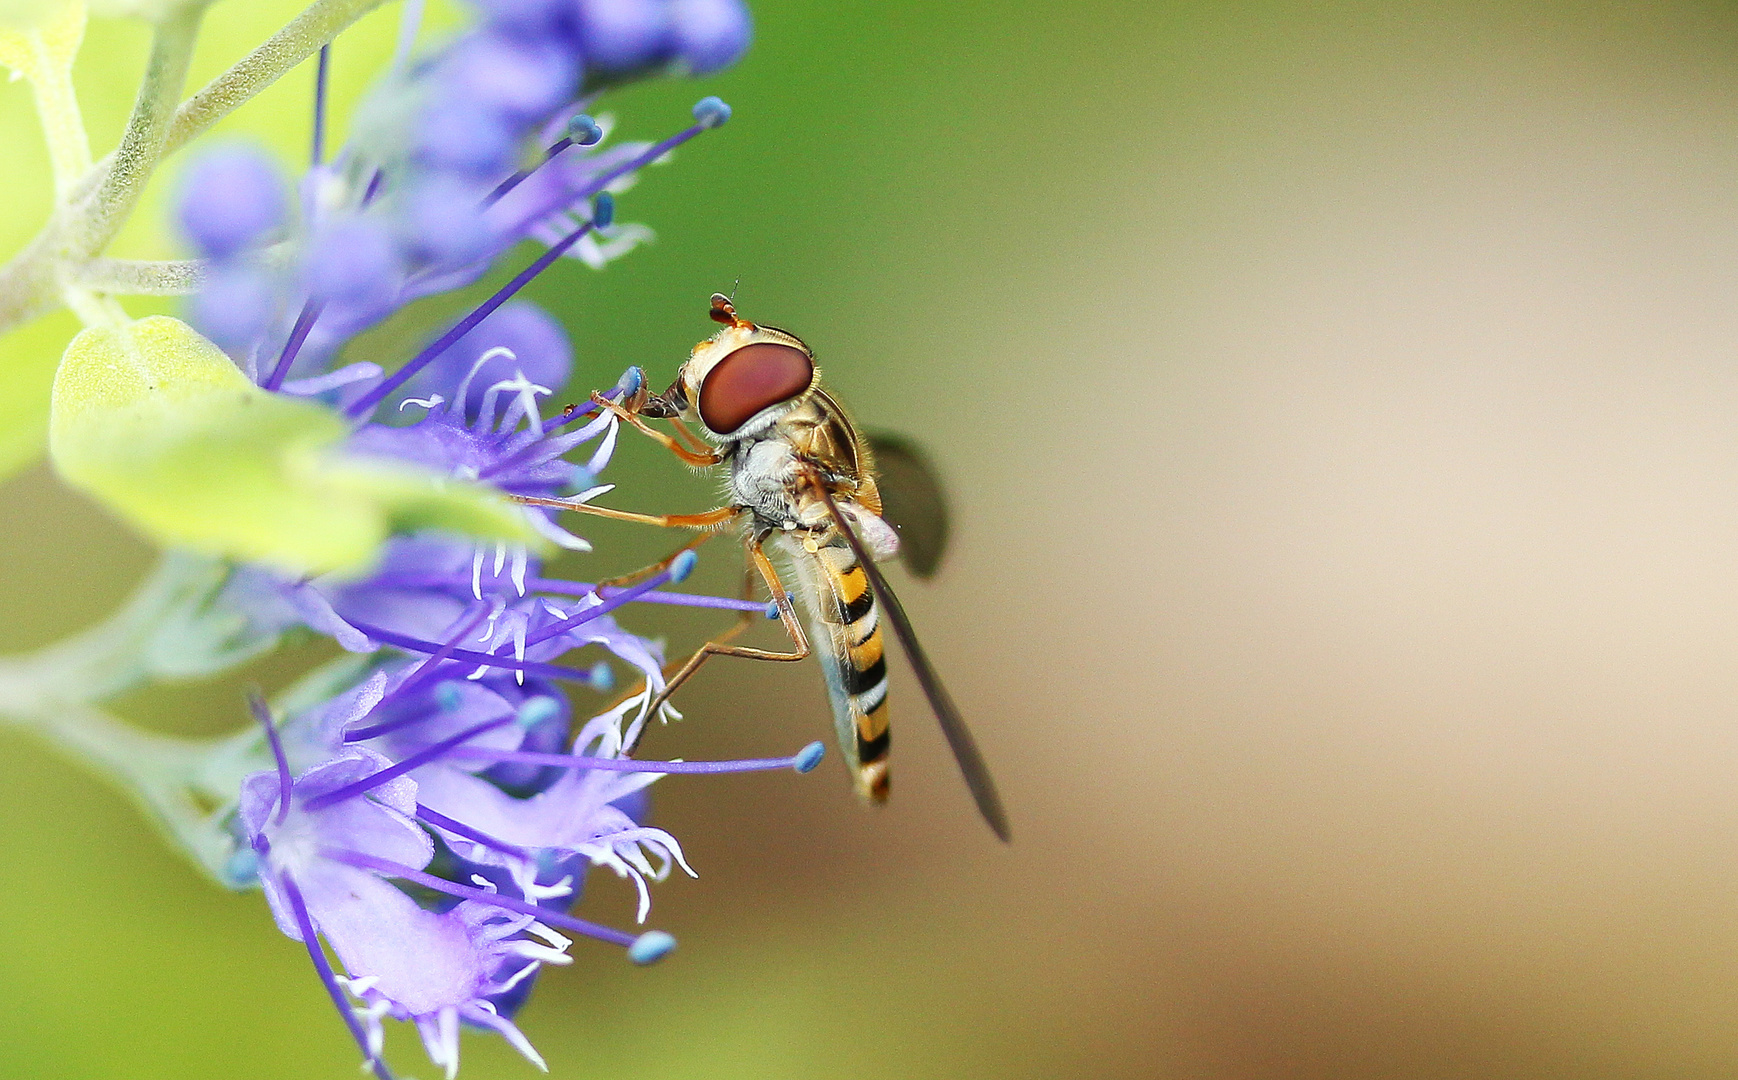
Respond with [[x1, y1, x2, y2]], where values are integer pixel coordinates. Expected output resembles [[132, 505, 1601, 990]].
[[0, 554, 255, 884], [72, 4, 206, 261], [23, 23, 93, 201], [0, 0, 389, 338], [72, 257, 207, 296], [13, 702, 237, 883], [163, 0, 389, 157], [0, 552, 228, 708]]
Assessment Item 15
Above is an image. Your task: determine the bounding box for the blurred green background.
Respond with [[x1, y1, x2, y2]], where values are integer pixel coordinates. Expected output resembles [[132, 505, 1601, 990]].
[[13, 0, 1738, 1076]]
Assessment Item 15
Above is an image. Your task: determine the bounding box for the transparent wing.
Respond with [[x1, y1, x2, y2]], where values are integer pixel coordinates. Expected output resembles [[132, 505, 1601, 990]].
[[813, 477, 1010, 842], [866, 433, 951, 578]]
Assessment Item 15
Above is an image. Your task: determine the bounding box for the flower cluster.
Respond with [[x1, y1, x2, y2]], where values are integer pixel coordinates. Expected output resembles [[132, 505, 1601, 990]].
[[177, 0, 741, 394], [153, 2, 825, 1077]]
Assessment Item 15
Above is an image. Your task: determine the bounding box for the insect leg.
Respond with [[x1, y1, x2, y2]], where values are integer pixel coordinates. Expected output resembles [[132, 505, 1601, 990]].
[[668, 416, 713, 455], [589, 391, 722, 466], [514, 495, 739, 531], [622, 535, 811, 753]]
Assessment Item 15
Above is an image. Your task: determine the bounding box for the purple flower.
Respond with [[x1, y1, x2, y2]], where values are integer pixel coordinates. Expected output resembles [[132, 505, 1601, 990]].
[[239, 634, 821, 1077], [669, 0, 752, 74], [241, 748, 566, 1076], [160, 7, 805, 1076], [177, 146, 289, 259]]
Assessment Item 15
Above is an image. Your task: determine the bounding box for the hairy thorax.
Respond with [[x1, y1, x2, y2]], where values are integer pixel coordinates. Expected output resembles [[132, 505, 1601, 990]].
[[727, 435, 806, 528]]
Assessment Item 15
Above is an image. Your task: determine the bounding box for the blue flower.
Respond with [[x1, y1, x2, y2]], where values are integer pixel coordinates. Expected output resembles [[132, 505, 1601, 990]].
[[149, 5, 844, 1074]]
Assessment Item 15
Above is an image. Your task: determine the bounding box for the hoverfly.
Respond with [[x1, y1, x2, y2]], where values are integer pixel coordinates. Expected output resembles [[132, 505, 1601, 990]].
[[520, 294, 1008, 841]]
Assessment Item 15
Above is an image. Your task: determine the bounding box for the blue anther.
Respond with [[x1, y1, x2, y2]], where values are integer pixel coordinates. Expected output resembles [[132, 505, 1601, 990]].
[[567, 113, 604, 146], [669, 549, 699, 583], [764, 600, 780, 620], [223, 848, 260, 888], [435, 682, 462, 712], [693, 96, 732, 129], [793, 741, 826, 773], [592, 191, 615, 229], [615, 366, 644, 396], [628, 930, 677, 965], [588, 661, 614, 691], [516, 696, 560, 728]]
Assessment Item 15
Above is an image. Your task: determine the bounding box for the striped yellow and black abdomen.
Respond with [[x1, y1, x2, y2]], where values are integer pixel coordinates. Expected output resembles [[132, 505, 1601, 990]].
[[793, 528, 891, 802]]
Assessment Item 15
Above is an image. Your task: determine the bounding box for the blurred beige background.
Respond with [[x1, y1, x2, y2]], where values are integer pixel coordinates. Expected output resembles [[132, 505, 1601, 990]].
[[9, 1, 1738, 1077]]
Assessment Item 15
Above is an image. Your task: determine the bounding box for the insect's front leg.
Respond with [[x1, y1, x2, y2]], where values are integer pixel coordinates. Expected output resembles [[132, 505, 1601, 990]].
[[588, 390, 722, 467], [514, 495, 740, 531]]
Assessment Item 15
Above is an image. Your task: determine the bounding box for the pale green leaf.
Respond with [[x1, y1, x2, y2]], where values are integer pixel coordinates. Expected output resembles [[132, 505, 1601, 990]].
[[50, 315, 542, 575], [0, 310, 77, 482], [0, 0, 81, 62]]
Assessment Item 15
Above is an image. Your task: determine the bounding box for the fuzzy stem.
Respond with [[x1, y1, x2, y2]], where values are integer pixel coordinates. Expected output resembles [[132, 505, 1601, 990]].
[[0, 553, 274, 884], [0, 0, 389, 337], [22, 22, 93, 200], [2, 701, 235, 881], [72, 258, 207, 296], [164, 0, 388, 157], [73, 5, 206, 260]]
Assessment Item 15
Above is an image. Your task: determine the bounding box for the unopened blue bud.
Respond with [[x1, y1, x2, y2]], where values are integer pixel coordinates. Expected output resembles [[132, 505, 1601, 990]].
[[516, 696, 560, 728], [692, 96, 731, 129], [178, 146, 287, 260], [628, 930, 677, 965], [793, 741, 825, 773], [588, 661, 614, 691], [592, 191, 615, 229], [669, 549, 699, 583], [616, 366, 645, 395], [223, 848, 261, 887], [568, 113, 604, 146], [764, 600, 780, 620]]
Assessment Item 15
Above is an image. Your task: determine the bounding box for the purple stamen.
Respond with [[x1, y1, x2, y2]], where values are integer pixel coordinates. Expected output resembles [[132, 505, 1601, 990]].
[[247, 688, 296, 826], [549, 383, 628, 430], [263, 299, 325, 392], [365, 572, 766, 614], [533, 576, 764, 613], [518, 560, 685, 652], [305, 715, 514, 812], [426, 741, 826, 775], [280, 871, 397, 1080], [415, 803, 528, 858], [326, 848, 641, 949], [344, 604, 496, 742], [341, 618, 607, 683], [473, 386, 625, 480], [484, 135, 574, 207], [581, 123, 708, 207], [346, 116, 723, 420], [312, 44, 330, 167], [344, 217, 598, 418]]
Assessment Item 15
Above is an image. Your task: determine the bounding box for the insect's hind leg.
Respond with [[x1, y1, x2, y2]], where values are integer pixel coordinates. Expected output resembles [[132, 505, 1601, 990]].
[[622, 536, 811, 753]]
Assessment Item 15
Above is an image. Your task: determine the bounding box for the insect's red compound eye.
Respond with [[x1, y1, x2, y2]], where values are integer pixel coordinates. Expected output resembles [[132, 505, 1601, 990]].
[[698, 342, 814, 434]]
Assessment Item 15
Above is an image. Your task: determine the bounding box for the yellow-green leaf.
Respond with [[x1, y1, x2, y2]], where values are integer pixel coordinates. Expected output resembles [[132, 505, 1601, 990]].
[[50, 315, 542, 575], [0, 0, 81, 58], [0, 310, 77, 481]]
